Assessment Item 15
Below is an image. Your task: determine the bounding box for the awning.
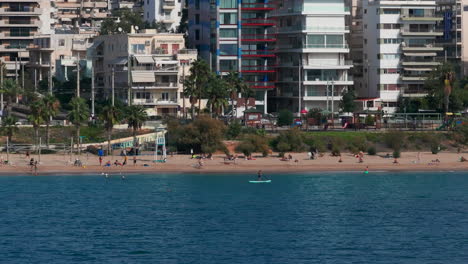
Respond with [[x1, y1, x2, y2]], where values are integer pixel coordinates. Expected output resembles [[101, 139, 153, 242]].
[[61, 18, 72, 22], [404, 52, 436, 56], [134, 56, 155, 64], [131, 72, 155, 83], [403, 68, 433, 71], [110, 57, 128, 65], [156, 60, 178, 64]]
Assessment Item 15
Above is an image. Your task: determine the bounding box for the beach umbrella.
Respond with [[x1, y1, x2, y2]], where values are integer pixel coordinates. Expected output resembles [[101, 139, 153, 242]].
[[301, 109, 308, 114]]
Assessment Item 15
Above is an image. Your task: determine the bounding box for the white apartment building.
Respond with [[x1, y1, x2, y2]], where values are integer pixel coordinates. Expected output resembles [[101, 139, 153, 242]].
[[54, 0, 109, 31], [91, 30, 199, 117], [0, 0, 54, 76], [142, 0, 182, 31], [362, 0, 443, 113], [274, 0, 353, 113]]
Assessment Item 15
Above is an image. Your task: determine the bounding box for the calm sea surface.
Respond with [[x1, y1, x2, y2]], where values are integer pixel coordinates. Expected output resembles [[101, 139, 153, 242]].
[[0, 172, 467, 263]]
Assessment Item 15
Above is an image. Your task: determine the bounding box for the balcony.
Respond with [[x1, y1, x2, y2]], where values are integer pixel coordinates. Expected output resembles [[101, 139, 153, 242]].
[[401, 44, 443, 52], [242, 50, 276, 58], [401, 76, 427, 82], [132, 83, 179, 90], [277, 43, 349, 53], [400, 15, 443, 22], [162, 2, 175, 9], [132, 65, 179, 73], [161, 16, 175, 23], [278, 25, 349, 33], [241, 34, 276, 42], [133, 99, 178, 105], [401, 60, 441, 66], [0, 7, 42, 15], [400, 30, 443, 37], [402, 89, 428, 98], [82, 1, 109, 8], [241, 19, 276, 26], [241, 2, 276, 11], [0, 44, 34, 51], [0, 20, 40, 27], [0, 32, 35, 39], [273, 6, 350, 16]]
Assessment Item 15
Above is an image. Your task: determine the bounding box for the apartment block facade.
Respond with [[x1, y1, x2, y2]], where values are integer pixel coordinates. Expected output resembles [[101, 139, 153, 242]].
[[274, 0, 353, 113], [362, 0, 443, 113], [54, 0, 109, 30], [143, 0, 183, 31], [91, 30, 199, 116], [0, 0, 54, 76]]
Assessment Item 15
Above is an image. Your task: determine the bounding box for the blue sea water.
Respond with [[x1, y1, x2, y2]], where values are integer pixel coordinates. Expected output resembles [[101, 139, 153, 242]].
[[0, 172, 467, 264]]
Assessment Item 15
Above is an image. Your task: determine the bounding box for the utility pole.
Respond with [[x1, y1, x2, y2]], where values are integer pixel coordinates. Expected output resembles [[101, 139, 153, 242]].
[[91, 60, 95, 119], [0, 66, 3, 123], [331, 80, 335, 128], [76, 54, 80, 97], [111, 67, 115, 106], [21, 61, 24, 99], [49, 53, 53, 95], [15, 58, 18, 103]]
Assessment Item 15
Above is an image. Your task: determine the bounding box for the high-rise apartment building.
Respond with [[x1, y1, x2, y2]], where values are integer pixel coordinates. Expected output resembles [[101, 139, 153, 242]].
[[91, 30, 199, 116], [0, 0, 54, 76], [143, 0, 183, 31], [189, 0, 278, 114], [274, 0, 353, 113], [362, 0, 443, 113]]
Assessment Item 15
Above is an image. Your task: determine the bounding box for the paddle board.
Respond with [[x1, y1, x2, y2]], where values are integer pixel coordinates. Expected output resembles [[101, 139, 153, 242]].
[[249, 180, 271, 183]]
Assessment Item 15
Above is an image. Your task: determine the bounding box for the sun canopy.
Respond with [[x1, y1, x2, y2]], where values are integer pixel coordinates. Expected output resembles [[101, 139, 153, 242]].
[[110, 57, 128, 65], [134, 56, 155, 64], [403, 52, 437, 56], [131, 72, 155, 83]]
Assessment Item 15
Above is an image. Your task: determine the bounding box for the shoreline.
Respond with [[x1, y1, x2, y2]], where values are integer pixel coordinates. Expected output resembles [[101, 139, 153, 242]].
[[0, 152, 466, 176]]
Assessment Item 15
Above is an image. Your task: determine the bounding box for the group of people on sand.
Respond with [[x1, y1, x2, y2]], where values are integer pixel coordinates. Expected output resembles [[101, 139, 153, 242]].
[[99, 155, 137, 167]]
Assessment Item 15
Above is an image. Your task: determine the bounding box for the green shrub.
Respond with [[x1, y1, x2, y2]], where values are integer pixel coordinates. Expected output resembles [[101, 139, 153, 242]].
[[365, 115, 375, 126], [331, 145, 341, 156], [236, 134, 270, 157], [277, 109, 294, 127], [226, 120, 242, 139], [273, 129, 305, 152], [235, 142, 255, 157], [384, 131, 406, 150], [393, 149, 401, 159], [367, 145, 377, 155], [430, 144, 440, 154]]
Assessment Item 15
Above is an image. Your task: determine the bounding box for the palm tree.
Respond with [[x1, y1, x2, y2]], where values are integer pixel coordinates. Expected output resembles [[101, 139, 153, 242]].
[[125, 105, 148, 148], [183, 78, 198, 119], [1, 116, 18, 143], [185, 59, 211, 116], [206, 75, 229, 117], [224, 71, 252, 117], [41, 95, 60, 147], [100, 104, 122, 156], [28, 99, 45, 152], [2, 79, 18, 116], [67, 97, 89, 155]]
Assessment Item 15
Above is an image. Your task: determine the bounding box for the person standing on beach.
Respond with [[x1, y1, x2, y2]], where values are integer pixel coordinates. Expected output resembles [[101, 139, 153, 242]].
[[123, 155, 128, 166], [99, 156, 103, 166], [133, 156, 137, 166]]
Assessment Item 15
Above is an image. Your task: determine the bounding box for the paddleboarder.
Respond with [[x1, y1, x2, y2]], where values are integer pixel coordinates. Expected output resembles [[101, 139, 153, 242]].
[[257, 170, 263, 180]]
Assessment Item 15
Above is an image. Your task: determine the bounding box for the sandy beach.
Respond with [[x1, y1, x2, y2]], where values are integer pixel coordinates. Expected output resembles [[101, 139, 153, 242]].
[[0, 151, 467, 175]]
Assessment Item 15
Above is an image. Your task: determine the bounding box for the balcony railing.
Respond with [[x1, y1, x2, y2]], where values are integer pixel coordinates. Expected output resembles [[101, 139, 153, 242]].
[[278, 25, 349, 33]]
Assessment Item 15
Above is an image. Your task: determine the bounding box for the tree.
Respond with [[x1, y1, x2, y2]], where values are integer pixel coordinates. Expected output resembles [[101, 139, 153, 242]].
[[2, 79, 19, 114], [277, 109, 294, 127], [1, 116, 18, 143], [100, 8, 146, 35], [424, 63, 462, 113], [339, 88, 356, 113], [67, 97, 89, 155], [28, 99, 45, 151], [272, 128, 305, 152], [125, 105, 148, 148], [224, 72, 253, 117], [100, 104, 123, 156], [235, 134, 270, 157], [41, 95, 60, 147], [206, 75, 229, 117], [184, 59, 212, 116]]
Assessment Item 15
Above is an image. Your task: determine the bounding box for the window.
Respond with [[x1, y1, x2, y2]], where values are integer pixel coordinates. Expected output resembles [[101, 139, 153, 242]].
[[220, 13, 237, 24], [195, 0, 200, 9], [220, 60, 237, 71], [161, 92, 169, 101], [219, 0, 236, 8], [378, 68, 402, 74], [219, 29, 237, 38], [172, 44, 179, 54], [307, 35, 325, 47], [378, 53, 400, 60], [326, 35, 343, 47], [160, 44, 168, 54], [131, 44, 145, 54], [58, 39, 65, 46], [195, 14, 200, 24], [219, 44, 237, 56], [195, 29, 200, 40], [378, 38, 403, 44]]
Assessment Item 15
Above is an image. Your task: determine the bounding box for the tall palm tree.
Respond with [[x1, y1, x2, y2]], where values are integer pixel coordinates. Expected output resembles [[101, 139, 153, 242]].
[[125, 105, 148, 148], [67, 97, 89, 155], [206, 75, 229, 117], [185, 59, 211, 116], [41, 95, 60, 147], [224, 71, 252, 117], [1, 116, 18, 143], [183, 78, 198, 119], [100, 104, 122, 156], [28, 99, 45, 152], [2, 79, 18, 116]]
